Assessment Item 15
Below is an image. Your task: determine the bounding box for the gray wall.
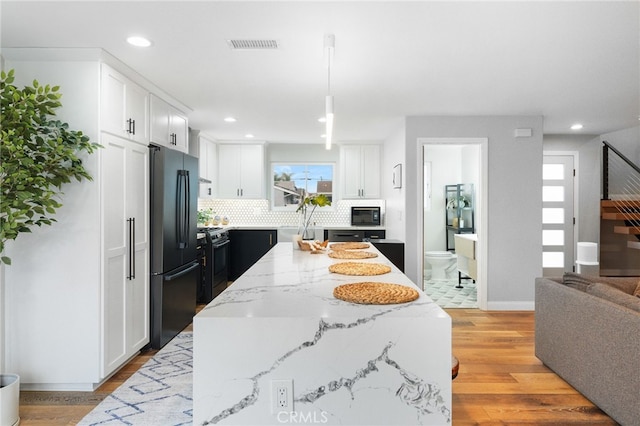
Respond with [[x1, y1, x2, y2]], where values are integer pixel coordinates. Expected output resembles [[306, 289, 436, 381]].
[[402, 116, 544, 309]]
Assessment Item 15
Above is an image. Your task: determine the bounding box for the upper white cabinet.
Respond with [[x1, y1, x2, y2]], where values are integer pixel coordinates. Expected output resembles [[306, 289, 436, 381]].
[[199, 135, 217, 198], [150, 94, 189, 153], [341, 144, 381, 199], [101, 64, 149, 144], [217, 144, 264, 199]]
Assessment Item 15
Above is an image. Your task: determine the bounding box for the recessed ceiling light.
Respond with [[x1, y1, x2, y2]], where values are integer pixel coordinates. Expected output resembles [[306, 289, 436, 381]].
[[224, 117, 237, 123], [245, 134, 254, 138], [570, 123, 584, 130], [126, 36, 152, 47]]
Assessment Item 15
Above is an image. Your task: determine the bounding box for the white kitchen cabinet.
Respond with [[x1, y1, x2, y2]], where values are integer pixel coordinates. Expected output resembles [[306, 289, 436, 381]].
[[101, 64, 149, 144], [102, 134, 150, 375], [2, 49, 155, 390], [198, 135, 217, 198], [341, 144, 381, 199], [150, 94, 189, 153], [217, 144, 264, 199]]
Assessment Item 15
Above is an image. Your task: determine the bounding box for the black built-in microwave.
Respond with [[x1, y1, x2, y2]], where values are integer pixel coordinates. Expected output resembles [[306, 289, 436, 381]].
[[351, 206, 381, 226]]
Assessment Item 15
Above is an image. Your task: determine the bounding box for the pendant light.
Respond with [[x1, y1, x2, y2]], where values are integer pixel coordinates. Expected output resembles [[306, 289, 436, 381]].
[[324, 34, 335, 150]]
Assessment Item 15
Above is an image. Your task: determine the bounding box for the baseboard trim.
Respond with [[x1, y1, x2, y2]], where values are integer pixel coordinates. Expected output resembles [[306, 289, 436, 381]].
[[486, 301, 535, 311]]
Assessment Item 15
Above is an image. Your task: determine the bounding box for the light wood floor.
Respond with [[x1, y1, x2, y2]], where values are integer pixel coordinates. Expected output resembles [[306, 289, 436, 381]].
[[17, 309, 616, 425]]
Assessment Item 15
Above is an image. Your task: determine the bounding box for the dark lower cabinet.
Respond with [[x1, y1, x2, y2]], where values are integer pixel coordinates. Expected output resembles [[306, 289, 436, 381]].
[[228, 229, 278, 281], [371, 239, 405, 272], [324, 229, 386, 241]]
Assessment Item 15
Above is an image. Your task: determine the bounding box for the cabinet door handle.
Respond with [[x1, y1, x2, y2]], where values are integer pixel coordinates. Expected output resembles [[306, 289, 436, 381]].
[[127, 218, 134, 280], [126, 118, 136, 135], [208, 187, 211, 196], [241, 188, 243, 197], [131, 217, 136, 279]]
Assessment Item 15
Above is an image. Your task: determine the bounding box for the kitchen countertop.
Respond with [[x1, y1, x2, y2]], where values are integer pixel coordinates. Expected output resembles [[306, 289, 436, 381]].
[[193, 242, 451, 425]]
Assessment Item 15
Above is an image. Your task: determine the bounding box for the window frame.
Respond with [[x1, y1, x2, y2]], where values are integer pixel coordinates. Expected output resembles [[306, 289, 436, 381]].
[[270, 162, 335, 211]]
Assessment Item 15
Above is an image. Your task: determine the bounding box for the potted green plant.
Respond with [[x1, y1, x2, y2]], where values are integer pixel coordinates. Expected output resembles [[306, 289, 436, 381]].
[[296, 192, 331, 240], [0, 69, 100, 265], [0, 69, 100, 425], [197, 208, 215, 226]]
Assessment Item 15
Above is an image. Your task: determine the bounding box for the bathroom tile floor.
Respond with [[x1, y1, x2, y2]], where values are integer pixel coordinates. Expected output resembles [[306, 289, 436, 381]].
[[423, 278, 477, 308]]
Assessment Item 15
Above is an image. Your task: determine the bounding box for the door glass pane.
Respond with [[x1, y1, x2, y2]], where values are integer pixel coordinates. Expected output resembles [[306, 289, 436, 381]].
[[542, 186, 564, 202], [542, 208, 564, 224], [543, 230, 564, 246], [543, 252, 564, 268], [543, 164, 564, 180]]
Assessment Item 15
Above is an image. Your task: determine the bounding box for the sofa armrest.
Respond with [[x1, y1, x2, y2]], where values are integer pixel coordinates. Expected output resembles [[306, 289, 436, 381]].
[[535, 277, 640, 426]]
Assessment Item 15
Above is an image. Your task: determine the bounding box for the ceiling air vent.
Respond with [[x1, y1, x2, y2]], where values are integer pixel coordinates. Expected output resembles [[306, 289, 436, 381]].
[[227, 39, 279, 50]]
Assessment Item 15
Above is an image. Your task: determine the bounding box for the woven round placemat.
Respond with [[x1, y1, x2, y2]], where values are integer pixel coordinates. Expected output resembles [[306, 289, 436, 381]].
[[329, 262, 391, 276], [330, 242, 370, 250], [328, 250, 378, 260], [333, 282, 419, 305]]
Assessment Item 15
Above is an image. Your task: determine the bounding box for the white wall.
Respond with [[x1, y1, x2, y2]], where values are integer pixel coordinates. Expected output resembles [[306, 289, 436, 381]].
[[423, 145, 462, 252], [402, 116, 544, 310], [3, 53, 103, 383], [382, 125, 406, 241], [602, 126, 640, 163]]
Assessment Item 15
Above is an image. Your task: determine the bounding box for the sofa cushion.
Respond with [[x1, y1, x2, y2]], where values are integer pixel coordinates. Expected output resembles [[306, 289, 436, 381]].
[[562, 272, 594, 292], [634, 281, 640, 298], [586, 282, 640, 313], [562, 272, 639, 294], [596, 276, 640, 295]]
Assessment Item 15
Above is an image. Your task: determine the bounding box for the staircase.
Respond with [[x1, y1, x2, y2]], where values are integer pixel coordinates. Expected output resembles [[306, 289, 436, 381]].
[[599, 141, 640, 275], [601, 199, 640, 250]]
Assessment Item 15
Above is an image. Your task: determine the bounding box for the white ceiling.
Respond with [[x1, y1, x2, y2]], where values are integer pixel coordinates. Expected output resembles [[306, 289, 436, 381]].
[[2, 1, 639, 143]]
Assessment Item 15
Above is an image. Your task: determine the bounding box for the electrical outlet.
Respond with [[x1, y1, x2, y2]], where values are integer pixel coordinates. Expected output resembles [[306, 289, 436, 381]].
[[271, 379, 293, 414]]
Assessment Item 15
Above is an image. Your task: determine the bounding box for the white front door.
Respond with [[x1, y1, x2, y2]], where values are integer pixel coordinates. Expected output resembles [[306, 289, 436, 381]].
[[542, 155, 576, 276]]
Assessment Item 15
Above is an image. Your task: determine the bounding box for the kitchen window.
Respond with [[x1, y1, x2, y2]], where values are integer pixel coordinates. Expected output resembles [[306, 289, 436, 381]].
[[271, 163, 334, 210]]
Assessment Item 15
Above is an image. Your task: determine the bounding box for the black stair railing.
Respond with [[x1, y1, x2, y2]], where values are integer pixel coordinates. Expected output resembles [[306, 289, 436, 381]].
[[602, 141, 640, 235], [602, 140, 640, 200]]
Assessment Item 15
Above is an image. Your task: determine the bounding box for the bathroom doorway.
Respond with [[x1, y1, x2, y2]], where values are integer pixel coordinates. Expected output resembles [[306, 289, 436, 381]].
[[418, 138, 487, 309]]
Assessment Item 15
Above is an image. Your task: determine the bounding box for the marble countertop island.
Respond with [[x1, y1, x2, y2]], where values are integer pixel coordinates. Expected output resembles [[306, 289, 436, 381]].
[[193, 243, 452, 425]]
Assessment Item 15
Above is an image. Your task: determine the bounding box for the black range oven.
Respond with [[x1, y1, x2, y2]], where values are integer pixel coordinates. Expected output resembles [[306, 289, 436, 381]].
[[197, 227, 230, 303]]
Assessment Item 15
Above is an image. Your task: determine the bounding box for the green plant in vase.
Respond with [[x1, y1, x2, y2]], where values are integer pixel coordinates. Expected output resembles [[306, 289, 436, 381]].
[[296, 193, 331, 240], [197, 208, 214, 226]]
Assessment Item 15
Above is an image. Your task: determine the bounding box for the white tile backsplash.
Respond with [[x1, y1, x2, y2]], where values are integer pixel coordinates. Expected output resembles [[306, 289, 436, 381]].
[[198, 198, 385, 227]]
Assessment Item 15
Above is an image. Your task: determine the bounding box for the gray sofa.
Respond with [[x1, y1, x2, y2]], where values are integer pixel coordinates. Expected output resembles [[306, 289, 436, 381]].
[[535, 273, 640, 426]]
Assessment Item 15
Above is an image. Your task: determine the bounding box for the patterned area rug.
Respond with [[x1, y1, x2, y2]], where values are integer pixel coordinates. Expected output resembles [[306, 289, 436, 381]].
[[78, 332, 193, 425], [423, 279, 477, 308]]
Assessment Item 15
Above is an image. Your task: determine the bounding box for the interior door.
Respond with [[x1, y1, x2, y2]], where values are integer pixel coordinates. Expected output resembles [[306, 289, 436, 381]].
[[542, 155, 575, 276]]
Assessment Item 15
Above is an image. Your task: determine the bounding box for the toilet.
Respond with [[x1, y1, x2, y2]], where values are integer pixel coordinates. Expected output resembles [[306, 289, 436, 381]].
[[424, 251, 457, 281]]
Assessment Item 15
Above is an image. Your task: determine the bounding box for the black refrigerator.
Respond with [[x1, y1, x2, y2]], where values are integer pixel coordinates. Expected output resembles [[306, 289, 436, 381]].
[[149, 145, 199, 349]]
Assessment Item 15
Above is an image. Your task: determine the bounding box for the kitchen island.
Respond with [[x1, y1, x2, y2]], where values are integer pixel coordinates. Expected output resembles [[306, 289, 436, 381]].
[[193, 242, 452, 425]]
